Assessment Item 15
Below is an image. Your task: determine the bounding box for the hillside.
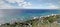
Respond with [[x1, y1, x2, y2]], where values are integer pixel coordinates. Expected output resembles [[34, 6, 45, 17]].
[[0, 14, 60, 27]]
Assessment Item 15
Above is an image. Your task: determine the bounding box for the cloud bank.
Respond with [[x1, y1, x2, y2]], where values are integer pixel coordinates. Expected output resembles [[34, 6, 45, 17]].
[[0, 0, 32, 9], [0, 0, 60, 9]]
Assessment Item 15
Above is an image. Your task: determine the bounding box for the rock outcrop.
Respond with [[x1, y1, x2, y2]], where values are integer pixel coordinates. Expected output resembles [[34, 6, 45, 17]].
[[0, 14, 60, 27]]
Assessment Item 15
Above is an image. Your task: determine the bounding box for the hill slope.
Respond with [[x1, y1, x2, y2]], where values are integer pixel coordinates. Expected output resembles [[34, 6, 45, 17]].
[[0, 14, 60, 27]]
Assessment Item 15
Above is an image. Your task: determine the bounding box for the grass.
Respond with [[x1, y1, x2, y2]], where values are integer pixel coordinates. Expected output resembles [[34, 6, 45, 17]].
[[0, 14, 60, 27]]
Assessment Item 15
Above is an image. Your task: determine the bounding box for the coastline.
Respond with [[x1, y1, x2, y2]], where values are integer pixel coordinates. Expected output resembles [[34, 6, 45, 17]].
[[0, 14, 60, 27]]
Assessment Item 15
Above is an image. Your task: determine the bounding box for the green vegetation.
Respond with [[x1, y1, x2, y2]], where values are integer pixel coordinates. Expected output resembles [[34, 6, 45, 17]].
[[0, 14, 60, 27]]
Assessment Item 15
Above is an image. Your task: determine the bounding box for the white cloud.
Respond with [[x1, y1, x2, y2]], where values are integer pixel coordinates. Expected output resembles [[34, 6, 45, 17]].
[[48, 5, 59, 9], [0, 0, 16, 9], [48, 3, 59, 9], [0, 0, 32, 9], [5, 0, 24, 3], [38, 3, 59, 9], [0, 0, 59, 9], [22, 2, 32, 8], [0, 4, 15, 9]]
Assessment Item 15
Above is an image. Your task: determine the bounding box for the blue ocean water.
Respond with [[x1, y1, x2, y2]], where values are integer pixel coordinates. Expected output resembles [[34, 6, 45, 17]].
[[21, 9, 60, 16], [0, 9, 60, 24], [19, 9, 60, 20]]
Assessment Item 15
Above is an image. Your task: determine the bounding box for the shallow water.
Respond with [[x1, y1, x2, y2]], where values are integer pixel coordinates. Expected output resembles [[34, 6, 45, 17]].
[[0, 9, 60, 24]]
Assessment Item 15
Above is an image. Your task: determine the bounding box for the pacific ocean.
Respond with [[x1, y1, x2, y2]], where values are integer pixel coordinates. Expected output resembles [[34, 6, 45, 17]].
[[0, 9, 60, 24]]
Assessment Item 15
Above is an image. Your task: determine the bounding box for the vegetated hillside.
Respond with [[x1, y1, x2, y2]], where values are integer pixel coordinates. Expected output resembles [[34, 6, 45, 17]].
[[0, 14, 60, 27]]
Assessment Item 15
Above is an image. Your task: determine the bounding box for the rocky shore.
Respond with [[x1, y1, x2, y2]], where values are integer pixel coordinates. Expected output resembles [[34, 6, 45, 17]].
[[0, 14, 60, 27]]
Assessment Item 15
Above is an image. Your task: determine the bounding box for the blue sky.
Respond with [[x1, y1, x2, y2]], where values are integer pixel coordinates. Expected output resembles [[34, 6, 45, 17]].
[[0, 0, 60, 9]]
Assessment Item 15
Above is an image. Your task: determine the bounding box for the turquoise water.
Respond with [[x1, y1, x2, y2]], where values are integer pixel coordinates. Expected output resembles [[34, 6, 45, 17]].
[[0, 9, 60, 24]]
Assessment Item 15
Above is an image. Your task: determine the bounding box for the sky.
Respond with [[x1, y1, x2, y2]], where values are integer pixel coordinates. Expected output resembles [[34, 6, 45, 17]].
[[0, 0, 60, 9]]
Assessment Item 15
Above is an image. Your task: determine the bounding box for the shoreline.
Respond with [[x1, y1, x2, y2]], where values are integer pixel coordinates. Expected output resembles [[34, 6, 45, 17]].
[[0, 14, 60, 26]]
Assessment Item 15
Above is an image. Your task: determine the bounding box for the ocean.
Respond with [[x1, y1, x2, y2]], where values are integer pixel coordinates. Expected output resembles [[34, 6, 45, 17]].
[[0, 9, 60, 24]]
